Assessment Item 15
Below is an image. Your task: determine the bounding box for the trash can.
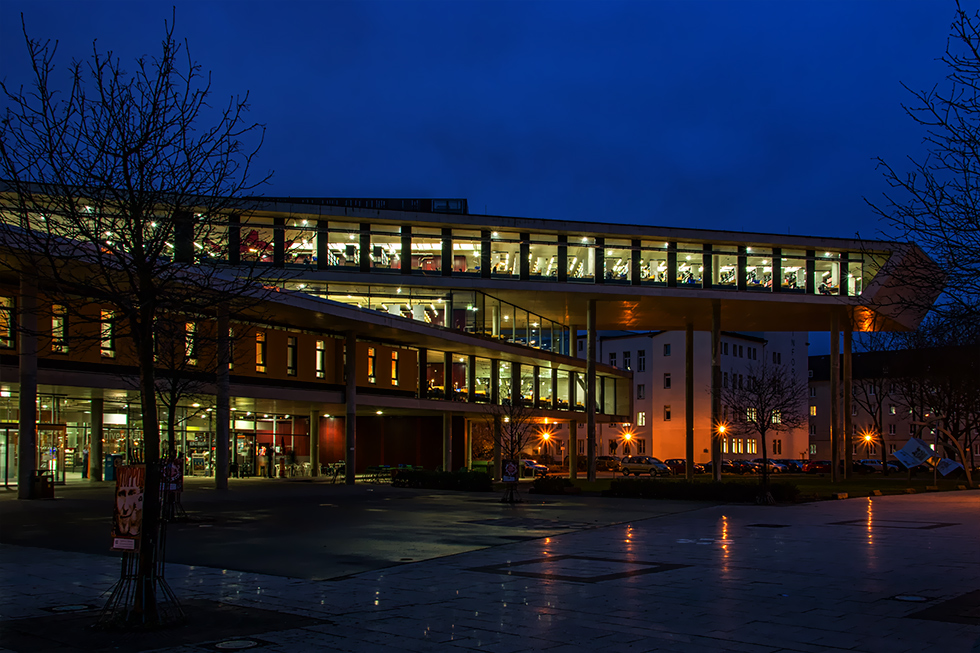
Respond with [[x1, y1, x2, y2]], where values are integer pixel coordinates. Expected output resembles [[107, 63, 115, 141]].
[[30, 469, 55, 499], [103, 453, 124, 481]]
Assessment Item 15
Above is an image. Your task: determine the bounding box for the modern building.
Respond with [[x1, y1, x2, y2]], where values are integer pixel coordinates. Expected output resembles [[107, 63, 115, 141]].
[[0, 192, 941, 488]]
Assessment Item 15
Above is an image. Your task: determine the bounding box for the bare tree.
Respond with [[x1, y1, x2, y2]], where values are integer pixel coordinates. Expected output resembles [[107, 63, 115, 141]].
[[0, 13, 273, 627], [850, 332, 901, 475], [869, 1, 980, 320], [482, 400, 541, 504], [721, 351, 809, 504], [890, 313, 979, 487]]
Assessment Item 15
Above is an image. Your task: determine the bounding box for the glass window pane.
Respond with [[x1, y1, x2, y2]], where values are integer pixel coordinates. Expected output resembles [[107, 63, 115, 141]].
[[520, 365, 535, 407], [781, 249, 806, 292], [567, 236, 595, 282], [677, 243, 703, 285], [490, 231, 520, 278], [537, 368, 553, 409], [640, 241, 669, 285], [328, 222, 359, 268], [604, 239, 632, 284], [284, 217, 316, 266], [450, 354, 468, 401], [814, 251, 840, 295], [556, 369, 570, 410], [370, 224, 402, 271], [239, 216, 274, 263], [712, 245, 737, 288], [498, 361, 512, 404], [745, 246, 773, 290], [474, 357, 492, 403], [529, 234, 558, 279], [411, 227, 442, 275], [426, 350, 445, 400], [452, 229, 481, 276]]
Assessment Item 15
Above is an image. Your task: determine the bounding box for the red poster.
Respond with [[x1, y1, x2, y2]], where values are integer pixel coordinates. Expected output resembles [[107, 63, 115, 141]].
[[111, 464, 145, 552]]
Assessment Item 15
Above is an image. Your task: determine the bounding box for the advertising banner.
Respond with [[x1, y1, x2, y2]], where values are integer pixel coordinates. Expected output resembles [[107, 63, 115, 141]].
[[161, 456, 183, 492], [936, 458, 963, 476], [111, 464, 145, 552], [892, 438, 936, 470]]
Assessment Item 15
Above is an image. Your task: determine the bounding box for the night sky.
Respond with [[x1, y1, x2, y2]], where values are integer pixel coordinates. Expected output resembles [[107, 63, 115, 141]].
[[0, 1, 958, 350]]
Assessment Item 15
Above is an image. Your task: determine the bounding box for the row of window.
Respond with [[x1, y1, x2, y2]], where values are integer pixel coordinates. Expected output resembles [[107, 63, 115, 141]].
[[203, 219, 877, 295]]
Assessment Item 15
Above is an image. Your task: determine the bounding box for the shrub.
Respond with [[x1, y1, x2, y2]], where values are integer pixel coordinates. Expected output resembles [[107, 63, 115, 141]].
[[603, 479, 799, 503], [530, 477, 574, 494], [391, 469, 493, 492]]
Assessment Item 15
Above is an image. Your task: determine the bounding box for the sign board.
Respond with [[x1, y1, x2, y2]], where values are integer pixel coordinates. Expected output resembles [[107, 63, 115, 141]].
[[111, 464, 145, 552], [892, 438, 936, 470], [936, 458, 963, 476], [502, 459, 518, 483]]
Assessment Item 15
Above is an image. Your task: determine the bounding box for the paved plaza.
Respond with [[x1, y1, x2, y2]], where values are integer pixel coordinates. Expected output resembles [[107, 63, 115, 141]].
[[0, 487, 978, 652]]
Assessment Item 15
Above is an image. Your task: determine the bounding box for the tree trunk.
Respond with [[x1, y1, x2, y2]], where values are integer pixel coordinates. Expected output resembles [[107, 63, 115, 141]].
[[134, 313, 161, 625]]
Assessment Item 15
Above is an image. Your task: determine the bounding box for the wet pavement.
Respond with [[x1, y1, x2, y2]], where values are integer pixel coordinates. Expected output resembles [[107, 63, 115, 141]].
[[0, 483, 977, 652]]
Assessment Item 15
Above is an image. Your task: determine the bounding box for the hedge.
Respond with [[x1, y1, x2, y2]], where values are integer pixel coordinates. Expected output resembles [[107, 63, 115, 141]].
[[390, 469, 493, 492], [529, 477, 575, 495], [603, 479, 800, 503]]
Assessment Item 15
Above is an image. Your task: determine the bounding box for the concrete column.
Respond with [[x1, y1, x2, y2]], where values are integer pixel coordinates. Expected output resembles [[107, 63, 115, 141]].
[[843, 314, 853, 480], [215, 305, 230, 490], [830, 312, 841, 483], [465, 419, 473, 469], [442, 412, 453, 472], [685, 323, 695, 481], [711, 299, 722, 482], [18, 274, 37, 500], [568, 420, 578, 480], [309, 409, 320, 477], [345, 332, 357, 485], [491, 305, 501, 338], [570, 325, 579, 358], [88, 396, 104, 482], [586, 300, 597, 482]]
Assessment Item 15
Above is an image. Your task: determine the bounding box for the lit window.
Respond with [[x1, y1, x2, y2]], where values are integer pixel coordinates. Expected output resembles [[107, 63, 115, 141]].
[[101, 310, 116, 358], [637, 411, 646, 426], [0, 296, 13, 349], [286, 336, 297, 376], [889, 405, 896, 415], [367, 347, 376, 383], [771, 411, 782, 424], [391, 350, 400, 385], [315, 340, 325, 379], [52, 304, 68, 353], [746, 407, 757, 421], [748, 439, 758, 454], [810, 405, 817, 416], [255, 331, 266, 373], [185, 322, 197, 365], [809, 444, 817, 455]]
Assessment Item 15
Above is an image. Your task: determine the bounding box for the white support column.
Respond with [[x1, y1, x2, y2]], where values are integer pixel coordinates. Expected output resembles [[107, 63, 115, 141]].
[[18, 274, 37, 500], [586, 300, 597, 482], [345, 332, 357, 485]]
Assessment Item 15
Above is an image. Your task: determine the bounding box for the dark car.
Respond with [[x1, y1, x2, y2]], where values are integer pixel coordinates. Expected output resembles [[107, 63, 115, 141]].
[[702, 459, 738, 474], [520, 459, 549, 478], [775, 459, 805, 473], [803, 460, 832, 474], [664, 458, 706, 475], [596, 455, 623, 472], [730, 460, 761, 474], [621, 456, 672, 476]]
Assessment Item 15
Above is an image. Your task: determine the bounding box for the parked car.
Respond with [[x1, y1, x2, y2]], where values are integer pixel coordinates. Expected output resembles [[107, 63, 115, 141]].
[[703, 459, 739, 474], [596, 455, 623, 472], [803, 460, 832, 474], [730, 460, 761, 474], [857, 459, 901, 473], [663, 458, 706, 475], [621, 456, 672, 477], [751, 459, 788, 473], [521, 459, 549, 477], [775, 459, 805, 473]]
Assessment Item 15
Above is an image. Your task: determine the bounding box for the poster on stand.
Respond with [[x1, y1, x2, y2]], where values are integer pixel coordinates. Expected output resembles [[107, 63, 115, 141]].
[[502, 459, 518, 482], [892, 438, 936, 470], [111, 464, 145, 552]]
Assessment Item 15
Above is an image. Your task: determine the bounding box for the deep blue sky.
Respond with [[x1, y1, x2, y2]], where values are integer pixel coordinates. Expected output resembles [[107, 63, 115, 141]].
[[0, 1, 958, 351]]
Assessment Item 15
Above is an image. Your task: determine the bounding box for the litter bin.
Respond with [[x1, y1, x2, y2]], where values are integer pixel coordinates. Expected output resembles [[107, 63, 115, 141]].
[[30, 469, 55, 499], [103, 453, 124, 481]]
